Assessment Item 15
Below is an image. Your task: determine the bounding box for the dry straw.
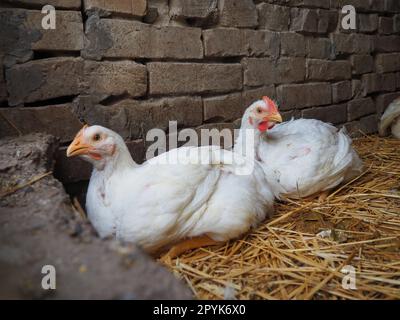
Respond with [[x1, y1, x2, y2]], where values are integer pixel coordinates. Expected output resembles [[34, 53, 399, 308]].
[[160, 135, 400, 300]]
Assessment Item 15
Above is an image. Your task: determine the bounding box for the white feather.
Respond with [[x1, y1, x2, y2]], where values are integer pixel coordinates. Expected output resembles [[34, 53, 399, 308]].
[[379, 97, 400, 139], [236, 102, 363, 199], [83, 127, 275, 253]]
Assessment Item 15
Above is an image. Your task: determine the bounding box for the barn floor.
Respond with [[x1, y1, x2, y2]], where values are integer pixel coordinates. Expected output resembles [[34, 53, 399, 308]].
[[160, 135, 400, 300]]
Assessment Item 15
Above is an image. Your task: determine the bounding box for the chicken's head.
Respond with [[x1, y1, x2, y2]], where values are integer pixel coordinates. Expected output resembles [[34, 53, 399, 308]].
[[244, 96, 283, 132], [67, 125, 123, 169]]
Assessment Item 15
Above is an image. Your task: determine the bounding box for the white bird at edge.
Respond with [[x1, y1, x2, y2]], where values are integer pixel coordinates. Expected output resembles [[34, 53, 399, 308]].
[[234, 96, 364, 200], [379, 97, 400, 139], [66, 125, 277, 259]]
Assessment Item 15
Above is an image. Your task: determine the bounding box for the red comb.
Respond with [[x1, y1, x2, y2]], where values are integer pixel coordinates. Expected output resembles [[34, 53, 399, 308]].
[[262, 96, 278, 113]]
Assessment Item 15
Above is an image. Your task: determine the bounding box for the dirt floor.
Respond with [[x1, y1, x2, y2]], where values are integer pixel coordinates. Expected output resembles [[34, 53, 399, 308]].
[[161, 135, 400, 299], [0, 134, 192, 299]]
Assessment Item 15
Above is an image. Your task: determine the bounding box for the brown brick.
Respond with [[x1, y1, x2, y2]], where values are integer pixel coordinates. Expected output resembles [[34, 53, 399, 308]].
[[126, 139, 147, 164], [84, 0, 147, 17], [350, 54, 374, 75], [290, 8, 318, 33], [72, 97, 128, 137], [291, 0, 330, 9], [83, 19, 203, 60], [395, 15, 400, 32], [359, 114, 378, 134], [0, 57, 6, 102], [397, 72, 400, 88], [332, 81, 352, 103], [352, 79, 363, 99], [1, 9, 83, 53], [232, 118, 242, 129], [281, 32, 306, 57], [142, 2, 167, 25], [374, 35, 400, 53], [370, 0, 386, 11], [219, 0, 258, 28], [375, 92, 400, 114], [203, 28, 245, 57], [345, 114, 379, 136], [378, 17, 394, 34], [6, 57, 83, 106], [257, 3, 290, 31], [385, 0, 400, 13], [0, 104, 82, 142], [79, 97, 203, 141], [31, 10, 83, 51], [132, 97, 203, 140], [242, 86, 276, 108], [307, 59, 351, 81], [203, 29, 280, 58], [203, 85, 275, 121], [196, 122, 236, 133], [148, 63, 242, 95], [306, 37, 332, 60], [203, 93, 243, 122], [331, 0, 383, 12], [302, 104, 347, 124], [276, 82, 331, 110], [242, 58, 274, 86], [5, 0, 81, 9], [348, 97, 376, 121], [197, 29, 283, 59], [242, 57, 305, 86], [83, 61, 147, 98], [291, 8, 336, 34], [317, 9, 337, 34], [331, 33, 373, 55], [281, 110, 300, 121], [277, 57, 306, 83], [361, 73, 397, 95], [357, 14, 378, 33], [383, 73, 397, 93], [170, 0, 217, 21], [343, 121, 363, 137], [244, 30, 280, 58], [375, 53, 400, 73]]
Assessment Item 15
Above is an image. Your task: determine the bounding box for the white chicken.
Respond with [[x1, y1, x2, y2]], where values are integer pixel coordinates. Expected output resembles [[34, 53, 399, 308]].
[[379, 97, 400, 139], [66, 125, 276, 258], [235, 96, 363, 199]]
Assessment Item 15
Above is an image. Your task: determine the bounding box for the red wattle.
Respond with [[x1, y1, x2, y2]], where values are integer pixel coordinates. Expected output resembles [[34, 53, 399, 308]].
[[258, 121, 268, 132]]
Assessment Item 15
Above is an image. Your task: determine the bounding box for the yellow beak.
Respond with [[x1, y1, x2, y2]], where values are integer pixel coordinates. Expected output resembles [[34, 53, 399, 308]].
[[66, 125, 91, 157], [266, 112, 283, 123]]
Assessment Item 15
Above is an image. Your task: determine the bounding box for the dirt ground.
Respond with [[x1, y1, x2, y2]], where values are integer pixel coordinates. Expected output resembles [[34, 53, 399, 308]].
[[0, 133, 192, 299]]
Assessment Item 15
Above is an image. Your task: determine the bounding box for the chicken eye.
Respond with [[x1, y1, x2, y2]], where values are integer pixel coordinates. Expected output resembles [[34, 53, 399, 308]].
[[93, 133, 101, 142], [256, 107, 262, 113]]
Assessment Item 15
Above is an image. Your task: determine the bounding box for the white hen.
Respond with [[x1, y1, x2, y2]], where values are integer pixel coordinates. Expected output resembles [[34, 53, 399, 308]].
[[379, 97, 400, 139], [235, 97, 363, 199], [67, 125, 275, 257]]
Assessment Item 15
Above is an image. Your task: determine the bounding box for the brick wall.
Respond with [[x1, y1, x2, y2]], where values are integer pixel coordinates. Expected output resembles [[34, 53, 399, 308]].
[[1, 0, 400, 183]]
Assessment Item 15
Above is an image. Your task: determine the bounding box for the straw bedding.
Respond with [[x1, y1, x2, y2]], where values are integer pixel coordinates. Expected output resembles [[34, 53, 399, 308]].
[[160, 135, 400, 300]]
